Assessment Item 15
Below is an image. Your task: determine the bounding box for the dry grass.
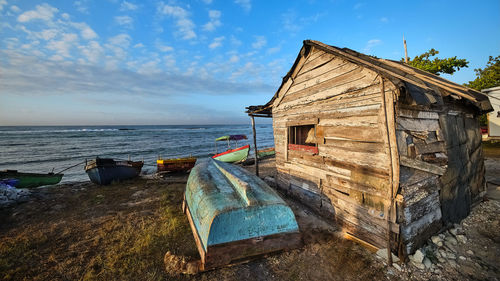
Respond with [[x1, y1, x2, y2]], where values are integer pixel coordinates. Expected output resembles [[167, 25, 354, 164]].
[[0, 172, 385, 281], [0, 178, 197, 281], [483, 140, 500, 158]]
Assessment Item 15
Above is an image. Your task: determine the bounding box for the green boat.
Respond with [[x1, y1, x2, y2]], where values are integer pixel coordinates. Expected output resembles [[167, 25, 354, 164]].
[[257, 147, 275, 159], [212, 135, 250, 163], [0, 170, 63, 188]]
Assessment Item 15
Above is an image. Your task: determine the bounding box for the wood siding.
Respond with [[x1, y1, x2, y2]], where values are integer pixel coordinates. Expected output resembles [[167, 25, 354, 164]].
[[272, 46, 397, 249]]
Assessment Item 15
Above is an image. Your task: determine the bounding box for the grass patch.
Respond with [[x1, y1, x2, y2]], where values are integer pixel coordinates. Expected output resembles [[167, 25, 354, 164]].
[[483, 140, 500, 158]]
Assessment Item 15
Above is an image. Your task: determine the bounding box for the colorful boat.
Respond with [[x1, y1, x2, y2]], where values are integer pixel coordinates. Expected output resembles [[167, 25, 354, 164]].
[[0, 170, 63, 188], [257, 147, 276, 159], [85, 158, 143, 185], [212, 135, 250, 163], [157, 156, 197, 173], [183, 158, 301, 271]]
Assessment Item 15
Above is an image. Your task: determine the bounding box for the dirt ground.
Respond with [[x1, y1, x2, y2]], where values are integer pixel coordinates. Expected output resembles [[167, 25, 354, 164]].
[[1, 152, 499, 281]]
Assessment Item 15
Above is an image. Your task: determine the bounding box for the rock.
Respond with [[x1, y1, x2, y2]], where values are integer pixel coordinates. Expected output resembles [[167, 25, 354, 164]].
[[459, 256, 466, 261], [449, 228, 457, 236], [392, 263, 401, 271], [185, 261, 200, 275], [439, 249, 447, 259], [376, 248, 400, 263], [410, 249, 425, 268], [447, 253, 456, 260], [456, 235, 467, 244], [423, 258, 432, 269], [449, 260, 458, 268], [437, 241, 443, 247], [445, 236, 458, 245], [466, 250, 474, 255], [431, 235, 442, 245]]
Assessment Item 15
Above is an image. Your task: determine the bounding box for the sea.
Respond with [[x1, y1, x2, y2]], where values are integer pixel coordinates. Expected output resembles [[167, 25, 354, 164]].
[[0, 124, 274, 183]]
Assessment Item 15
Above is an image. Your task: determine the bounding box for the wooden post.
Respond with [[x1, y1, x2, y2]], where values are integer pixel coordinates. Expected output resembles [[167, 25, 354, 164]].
[[251, 115, 259, 177], [403, 35, 408, 64]]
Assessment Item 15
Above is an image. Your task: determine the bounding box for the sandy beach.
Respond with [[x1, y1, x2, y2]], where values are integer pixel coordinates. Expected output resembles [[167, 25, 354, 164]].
[[1, 156, 499, 281]]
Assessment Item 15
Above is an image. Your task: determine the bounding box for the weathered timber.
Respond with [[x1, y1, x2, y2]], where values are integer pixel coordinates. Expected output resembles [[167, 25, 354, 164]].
[[400, 155, 446, 175]]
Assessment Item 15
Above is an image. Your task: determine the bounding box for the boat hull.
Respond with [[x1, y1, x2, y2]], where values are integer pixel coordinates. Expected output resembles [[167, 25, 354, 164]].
[[183, 158, 301, 270], [257, 147, 275, 159], [212, 145, 250, 163], [157, 157, 196, 173], [0, 170, 63, 188], [85, 159, 143, 185]]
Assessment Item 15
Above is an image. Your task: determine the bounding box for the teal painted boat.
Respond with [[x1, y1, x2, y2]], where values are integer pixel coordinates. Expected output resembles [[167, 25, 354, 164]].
[[183, 158, 301, 270], [0, 170, 63, 188]]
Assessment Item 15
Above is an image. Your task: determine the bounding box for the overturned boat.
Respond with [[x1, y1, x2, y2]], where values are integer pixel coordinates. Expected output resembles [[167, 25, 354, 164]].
[[183, 158, 301, 271]]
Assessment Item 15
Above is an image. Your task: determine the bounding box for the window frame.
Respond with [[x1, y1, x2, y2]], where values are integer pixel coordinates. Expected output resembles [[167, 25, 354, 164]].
[[286, 119, 319, 155]]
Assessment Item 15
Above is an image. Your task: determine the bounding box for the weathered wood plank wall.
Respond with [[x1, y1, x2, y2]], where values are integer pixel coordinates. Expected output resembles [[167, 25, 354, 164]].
[[272, 46, 398, 248]]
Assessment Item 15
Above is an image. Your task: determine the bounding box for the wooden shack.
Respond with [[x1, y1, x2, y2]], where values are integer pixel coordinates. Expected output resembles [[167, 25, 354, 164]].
[[246, 40, 493, 257]]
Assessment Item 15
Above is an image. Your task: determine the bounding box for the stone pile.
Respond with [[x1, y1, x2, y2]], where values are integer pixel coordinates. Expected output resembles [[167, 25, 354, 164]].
[[0, 183, 30, 208], [405, 223, 475, 274]]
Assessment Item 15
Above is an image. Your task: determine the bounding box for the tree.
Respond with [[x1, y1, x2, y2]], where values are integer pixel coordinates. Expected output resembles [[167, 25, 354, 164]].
[[465, 55, 500, 91], [403, 49, 469, 75], [465, 55, 500, 127]]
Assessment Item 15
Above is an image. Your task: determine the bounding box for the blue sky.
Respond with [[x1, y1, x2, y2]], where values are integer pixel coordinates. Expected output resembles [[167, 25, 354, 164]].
[[1, 0, 499, 125]]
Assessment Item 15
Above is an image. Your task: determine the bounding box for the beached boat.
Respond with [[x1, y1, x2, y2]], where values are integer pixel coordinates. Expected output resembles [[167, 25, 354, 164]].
[[85, 158, 143, 185], [257, 147, 275, 159], [212, 135, 249, 163], [157, 156, 197, 173], [0, 170, 63, 188], [183, 158, 301, 271]]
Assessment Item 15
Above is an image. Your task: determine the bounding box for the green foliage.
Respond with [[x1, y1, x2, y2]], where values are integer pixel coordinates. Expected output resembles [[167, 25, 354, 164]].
[[404, 48, 469, 75], [465, 55, 500, 128], [465, 55, 500, 91]]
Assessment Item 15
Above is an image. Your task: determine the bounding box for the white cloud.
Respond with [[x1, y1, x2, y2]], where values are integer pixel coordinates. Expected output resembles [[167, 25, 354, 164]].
[[61, 13, 70, 20], [133, 43, 144, 48], [251, 36, 266, 49], [108, 33, 131, 47], [0, 0, 6, 11], [17, 3, 59, 22], [155, 41, 173, 52], [380, 17, 388, 23], [40, 29, 58, 40], [209, 36, 225, 49], [158, 3, 196, 40], [120, 1, 138, 11], [74, 0, 89, 14], [234, 0, 251, 12], [81, 26, 98, 40], [115, 15, 133, 28], [229, 55, 239, 63], [230, 36, 242, 46], [267, 45, 281, 54], [46, 33, 79, 57], [203, 10, 221, 31], [363, 39, 382, 53], [10, 5, 21, 13], [201, 0, 213, 4], [71, 22, 98, 40], [78, 40, 103, 63]]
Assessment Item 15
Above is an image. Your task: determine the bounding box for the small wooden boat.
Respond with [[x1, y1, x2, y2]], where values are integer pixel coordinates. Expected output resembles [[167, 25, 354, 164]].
[[212, 135, 250, 163], [183, 158, 301, 271], [157, 156, 197, 173], [0, 170, 63, 188], [257, 147, 275, 159], [85, 158, 143, 185]]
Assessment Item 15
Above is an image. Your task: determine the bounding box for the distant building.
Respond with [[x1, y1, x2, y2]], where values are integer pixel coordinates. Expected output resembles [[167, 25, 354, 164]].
[[247, 40, 493, 257], [482, 86, 500, 138]]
